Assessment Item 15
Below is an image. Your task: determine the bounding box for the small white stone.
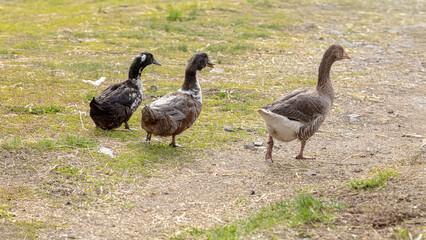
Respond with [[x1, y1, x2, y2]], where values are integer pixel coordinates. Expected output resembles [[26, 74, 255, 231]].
[[98, 147, 114, 158], [210, 68, 225, 74]]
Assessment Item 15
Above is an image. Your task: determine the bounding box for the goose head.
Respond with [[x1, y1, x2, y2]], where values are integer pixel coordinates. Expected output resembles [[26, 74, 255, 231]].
[[325, 44, 351, 62]]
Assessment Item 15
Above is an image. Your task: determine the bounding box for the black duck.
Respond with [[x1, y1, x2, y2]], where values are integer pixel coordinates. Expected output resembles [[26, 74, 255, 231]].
[[90, 52, 161, 130]]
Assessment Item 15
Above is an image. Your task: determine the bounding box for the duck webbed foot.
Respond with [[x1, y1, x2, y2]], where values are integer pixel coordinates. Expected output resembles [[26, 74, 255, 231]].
[[294, 140, 315, 160], [169, 135, 184, 148], [265, 135, 274, 162]]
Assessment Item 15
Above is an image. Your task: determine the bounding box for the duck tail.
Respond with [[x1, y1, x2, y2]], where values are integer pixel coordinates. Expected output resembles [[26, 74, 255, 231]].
[[90, 97, 108, 113], [141, 105, 156, 123]]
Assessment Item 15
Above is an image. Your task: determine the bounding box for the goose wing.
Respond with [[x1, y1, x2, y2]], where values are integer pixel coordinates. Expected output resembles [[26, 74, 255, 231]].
[[264, 89, 327, 123]]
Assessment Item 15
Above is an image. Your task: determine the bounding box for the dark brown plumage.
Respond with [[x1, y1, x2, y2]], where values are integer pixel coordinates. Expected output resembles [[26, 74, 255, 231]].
[[141, 52, 214, 147], [258, 44, 351, 161]]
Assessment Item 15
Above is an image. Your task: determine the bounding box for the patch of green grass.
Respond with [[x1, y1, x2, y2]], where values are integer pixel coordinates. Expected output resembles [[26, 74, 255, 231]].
[[174, 193, 342, 239], [13, 40, 41, 50], [69, 62, 107, 74], [0, 206, 14, 219], [206, 44, 228, 53], [392, 228, 423, 240], [53, 164, 86, 180], [218, 91, 228, 99], [7, 104, 64, 115], [348, 168, 399, 190], [107, 142, 186, 175], [84, 89, 100, 103], [167, 8, 184, 22], [59, 135, 99, 149], [2, 137, 59, 151], [177, 44, 188, 52], [16, 219, 47, 240], [28, 139, 57, 150], [0, 186, 32, 203], [239, 31, 270, 39], [1, 137, 22, 150], [0, 49, 19, 55], [93, 127, 143, 142], [172, 227, 206, 239]]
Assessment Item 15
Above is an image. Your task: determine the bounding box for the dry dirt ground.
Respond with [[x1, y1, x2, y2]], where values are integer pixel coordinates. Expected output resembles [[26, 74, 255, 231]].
[[1, 3, 425, 240]]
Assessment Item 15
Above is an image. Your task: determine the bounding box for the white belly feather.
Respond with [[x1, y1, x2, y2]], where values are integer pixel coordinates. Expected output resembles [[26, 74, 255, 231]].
[[258, 109, 302, 142]]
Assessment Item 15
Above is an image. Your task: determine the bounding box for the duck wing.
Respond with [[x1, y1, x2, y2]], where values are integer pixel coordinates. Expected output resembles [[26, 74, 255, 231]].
[[95, 81, 139, 107], [149, 92, 196, 122], [96, 82, 124, 101], [264, 89, 327, 123], [107, 87, 139, 107]]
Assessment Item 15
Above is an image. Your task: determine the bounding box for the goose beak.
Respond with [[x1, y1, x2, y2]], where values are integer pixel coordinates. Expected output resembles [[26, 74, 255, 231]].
[[342, 51, 351, 60], [152, 59, 162, 66], [207, 60, 215, 68]]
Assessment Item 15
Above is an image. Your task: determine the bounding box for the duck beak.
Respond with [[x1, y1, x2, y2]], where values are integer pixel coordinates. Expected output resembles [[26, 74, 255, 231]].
[[152, 58, 162, 66], [207, 60, 215, 68], [342, 51, 351, 60]]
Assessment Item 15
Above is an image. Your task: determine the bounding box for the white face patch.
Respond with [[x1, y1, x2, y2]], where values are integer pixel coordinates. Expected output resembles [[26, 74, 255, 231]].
[[140, 54, 146, 63]]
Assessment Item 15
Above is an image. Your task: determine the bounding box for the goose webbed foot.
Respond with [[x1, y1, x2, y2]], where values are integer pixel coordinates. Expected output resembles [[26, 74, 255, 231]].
[[295, 140, 315, 160], [265, 135, 274, 162], [295, 155, 316, 160], [146, 133, 151, 142], [124, 122, 130, 129]]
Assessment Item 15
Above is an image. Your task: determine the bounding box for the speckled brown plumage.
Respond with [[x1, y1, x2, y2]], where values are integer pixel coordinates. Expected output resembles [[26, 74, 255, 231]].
[[258, 45, 351, 161], [141, 52, 214, 147]]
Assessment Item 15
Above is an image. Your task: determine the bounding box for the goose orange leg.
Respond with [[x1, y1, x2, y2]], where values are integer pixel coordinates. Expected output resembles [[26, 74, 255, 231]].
[[266, 135, 274, 162], [295, 140, 315, 159]]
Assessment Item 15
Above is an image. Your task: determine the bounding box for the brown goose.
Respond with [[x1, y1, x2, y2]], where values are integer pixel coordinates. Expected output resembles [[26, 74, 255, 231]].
[[141, 52, 214, 147], [258, 45, 351, 161]]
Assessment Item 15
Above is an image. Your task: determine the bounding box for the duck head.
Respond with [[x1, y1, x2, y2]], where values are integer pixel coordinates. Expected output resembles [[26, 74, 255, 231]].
[[325, 44, 351, 62], [136, 52, 162, 72], [128, 52, 161, 79], [187, 52, 215, 72]]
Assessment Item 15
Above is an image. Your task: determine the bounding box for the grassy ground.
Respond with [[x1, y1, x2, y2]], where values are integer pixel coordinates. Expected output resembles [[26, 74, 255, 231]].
[[1, 0, 425, 239]]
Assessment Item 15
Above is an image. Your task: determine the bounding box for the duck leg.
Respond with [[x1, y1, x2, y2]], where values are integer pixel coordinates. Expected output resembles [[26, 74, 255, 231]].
[[169, 135, 176, 147], [266, 135, 274, 162], [146, 133, 151, 142], [169, 135, 184, 147], [124, 121, 130, 129], [295, 140, 315, 159]]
